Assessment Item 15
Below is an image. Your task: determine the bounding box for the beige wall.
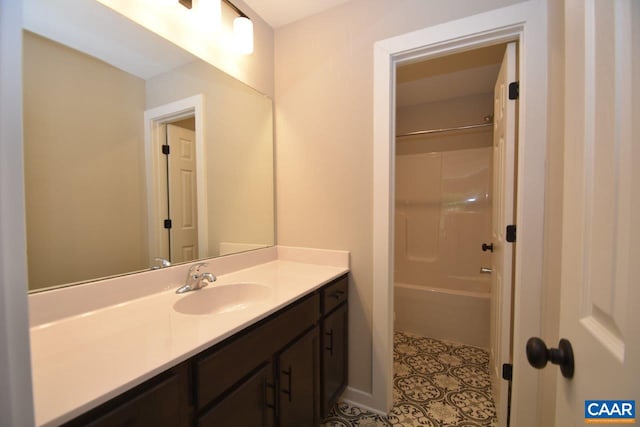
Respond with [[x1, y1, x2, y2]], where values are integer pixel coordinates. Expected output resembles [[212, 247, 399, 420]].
[[23, 31, 148, 290], [397, 94, 494, 132], [274, 0, 527, 394], [397, 94, 494, 154], [146, 59, 275, 257]]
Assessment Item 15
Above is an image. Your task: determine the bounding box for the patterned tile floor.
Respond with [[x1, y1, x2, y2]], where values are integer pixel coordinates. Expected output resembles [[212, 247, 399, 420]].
[[321, 331, 498, 427]]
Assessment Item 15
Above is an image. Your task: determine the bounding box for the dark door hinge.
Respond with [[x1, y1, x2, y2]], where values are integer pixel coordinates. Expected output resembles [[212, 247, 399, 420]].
[[506, 225, 516, 243], [164, 219, 172, 229], [502, 363, 513, 381], [162, 144, 170, 155], [508, 81, 519, 100]]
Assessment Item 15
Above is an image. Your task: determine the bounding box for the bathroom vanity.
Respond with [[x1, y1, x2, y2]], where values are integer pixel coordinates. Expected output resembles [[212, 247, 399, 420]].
[[21, 3, 348, 426], [29, 247, 349, 426], [63, 275, 347, 427]]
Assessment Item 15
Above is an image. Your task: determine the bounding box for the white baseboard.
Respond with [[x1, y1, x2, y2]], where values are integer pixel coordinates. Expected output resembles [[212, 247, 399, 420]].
[[339, 387, 388, 417]]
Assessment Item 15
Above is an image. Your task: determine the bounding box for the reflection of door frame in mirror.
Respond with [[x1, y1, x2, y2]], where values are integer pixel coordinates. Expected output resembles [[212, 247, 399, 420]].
[[144, 94, 207, 263]]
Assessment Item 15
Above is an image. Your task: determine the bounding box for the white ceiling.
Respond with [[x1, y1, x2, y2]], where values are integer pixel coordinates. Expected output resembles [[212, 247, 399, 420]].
[[396, 44, 506, 107], [242, 0, 353, 28]]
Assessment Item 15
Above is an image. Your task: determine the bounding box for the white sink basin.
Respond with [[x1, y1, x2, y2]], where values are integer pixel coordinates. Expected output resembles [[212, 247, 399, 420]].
[[173, 283, 273, 315]]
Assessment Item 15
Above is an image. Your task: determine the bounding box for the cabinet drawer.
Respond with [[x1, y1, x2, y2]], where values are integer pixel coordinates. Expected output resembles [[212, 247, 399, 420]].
[[322, 275, 348, 314], [196, 293, 319, 409]]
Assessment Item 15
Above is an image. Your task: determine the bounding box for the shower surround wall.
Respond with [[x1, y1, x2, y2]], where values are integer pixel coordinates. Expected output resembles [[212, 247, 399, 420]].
[[394, 94, 493, 348]]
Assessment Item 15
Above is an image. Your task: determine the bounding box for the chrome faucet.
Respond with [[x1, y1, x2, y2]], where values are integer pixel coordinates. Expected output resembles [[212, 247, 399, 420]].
[[151, 257, 171, 270], [175, 263, 216, 294]]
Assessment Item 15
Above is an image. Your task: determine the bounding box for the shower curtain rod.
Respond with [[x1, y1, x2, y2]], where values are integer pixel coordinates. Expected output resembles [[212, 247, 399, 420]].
[[396, 121, 493, 139]]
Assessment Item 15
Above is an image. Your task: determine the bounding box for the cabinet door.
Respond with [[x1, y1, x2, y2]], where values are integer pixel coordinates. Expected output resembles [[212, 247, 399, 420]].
[[278, 327, 320, 427], [322, 303, 348, 416], [198, 363, 275, 427]]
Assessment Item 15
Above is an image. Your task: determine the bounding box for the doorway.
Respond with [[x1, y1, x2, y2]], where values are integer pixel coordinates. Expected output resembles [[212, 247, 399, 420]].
[[392, 42, 516, 426], [369, 3, 548, 427], [144, 94, 208, 265]]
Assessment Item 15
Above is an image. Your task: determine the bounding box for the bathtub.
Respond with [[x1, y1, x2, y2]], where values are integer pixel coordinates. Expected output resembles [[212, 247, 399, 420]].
[[394, 282, 490, 348]]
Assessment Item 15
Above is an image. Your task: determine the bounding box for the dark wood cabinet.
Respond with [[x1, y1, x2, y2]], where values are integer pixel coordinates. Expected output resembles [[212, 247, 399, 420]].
[[322, 275, 348, 314], [320, 275, 349, 418], [62, 363, 191, 427], [194, 293, 319, 426], [197, 362, 274, 427], [193, 293, 319, 412], [321, 303, 348, 416], [278, 327, 320, 427], [64, 275, 348, 427]]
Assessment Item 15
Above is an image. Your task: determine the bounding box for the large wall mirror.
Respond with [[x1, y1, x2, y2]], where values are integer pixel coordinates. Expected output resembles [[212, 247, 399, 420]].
[[23, 0, 275, 292]]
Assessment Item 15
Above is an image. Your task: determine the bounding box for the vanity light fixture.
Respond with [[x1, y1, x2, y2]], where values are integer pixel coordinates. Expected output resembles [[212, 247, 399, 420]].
[[179, 0, 253, 55], [222, 0, 254, 55]]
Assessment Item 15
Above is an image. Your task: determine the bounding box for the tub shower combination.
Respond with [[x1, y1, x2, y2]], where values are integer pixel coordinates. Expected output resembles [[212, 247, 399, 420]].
[[394, 145, 492, 348]]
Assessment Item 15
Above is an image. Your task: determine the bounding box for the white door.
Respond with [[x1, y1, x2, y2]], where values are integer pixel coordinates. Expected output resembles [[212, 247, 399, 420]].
[[166, 124, 198, 263], [489, 42, 516, 427], [554, 0, 639, 424]]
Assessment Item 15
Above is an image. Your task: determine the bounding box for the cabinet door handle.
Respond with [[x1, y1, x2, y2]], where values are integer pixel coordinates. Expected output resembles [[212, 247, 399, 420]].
[[265, 381, 276, 414], [330, 290, 345, 299], [325, 329, 334, 356], [281, 366, 292, 402]]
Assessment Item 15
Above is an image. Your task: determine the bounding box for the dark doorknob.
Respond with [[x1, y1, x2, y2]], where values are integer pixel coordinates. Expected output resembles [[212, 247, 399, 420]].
[[482, 243, 494, 252], [526, 337, 574, 379]]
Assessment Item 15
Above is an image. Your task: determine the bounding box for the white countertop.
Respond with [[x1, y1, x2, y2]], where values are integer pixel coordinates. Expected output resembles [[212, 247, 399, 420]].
[[29, 247, 349, 426]]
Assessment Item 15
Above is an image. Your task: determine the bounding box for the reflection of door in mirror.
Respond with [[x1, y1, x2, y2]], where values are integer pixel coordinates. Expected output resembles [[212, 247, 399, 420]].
[[165, 122, 198, 264]]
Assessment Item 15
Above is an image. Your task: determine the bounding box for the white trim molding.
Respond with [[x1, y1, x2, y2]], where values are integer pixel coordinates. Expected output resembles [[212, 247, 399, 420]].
[[143, 94, 208, 262], [341, 387, 387, 417], [371, 2, 547, 426], [0, 0, 36, 424]]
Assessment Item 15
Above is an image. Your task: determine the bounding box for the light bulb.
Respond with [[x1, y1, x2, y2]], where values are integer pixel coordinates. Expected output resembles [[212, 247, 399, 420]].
[[233, 16, 253, 54], [195, 0, 221, 32]]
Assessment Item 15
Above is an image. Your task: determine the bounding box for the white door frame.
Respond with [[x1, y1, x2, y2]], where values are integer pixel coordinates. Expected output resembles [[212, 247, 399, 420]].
[[0, 0, 35, 425], [144, 95, 208, 262], [370, 2, 547, 426]]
